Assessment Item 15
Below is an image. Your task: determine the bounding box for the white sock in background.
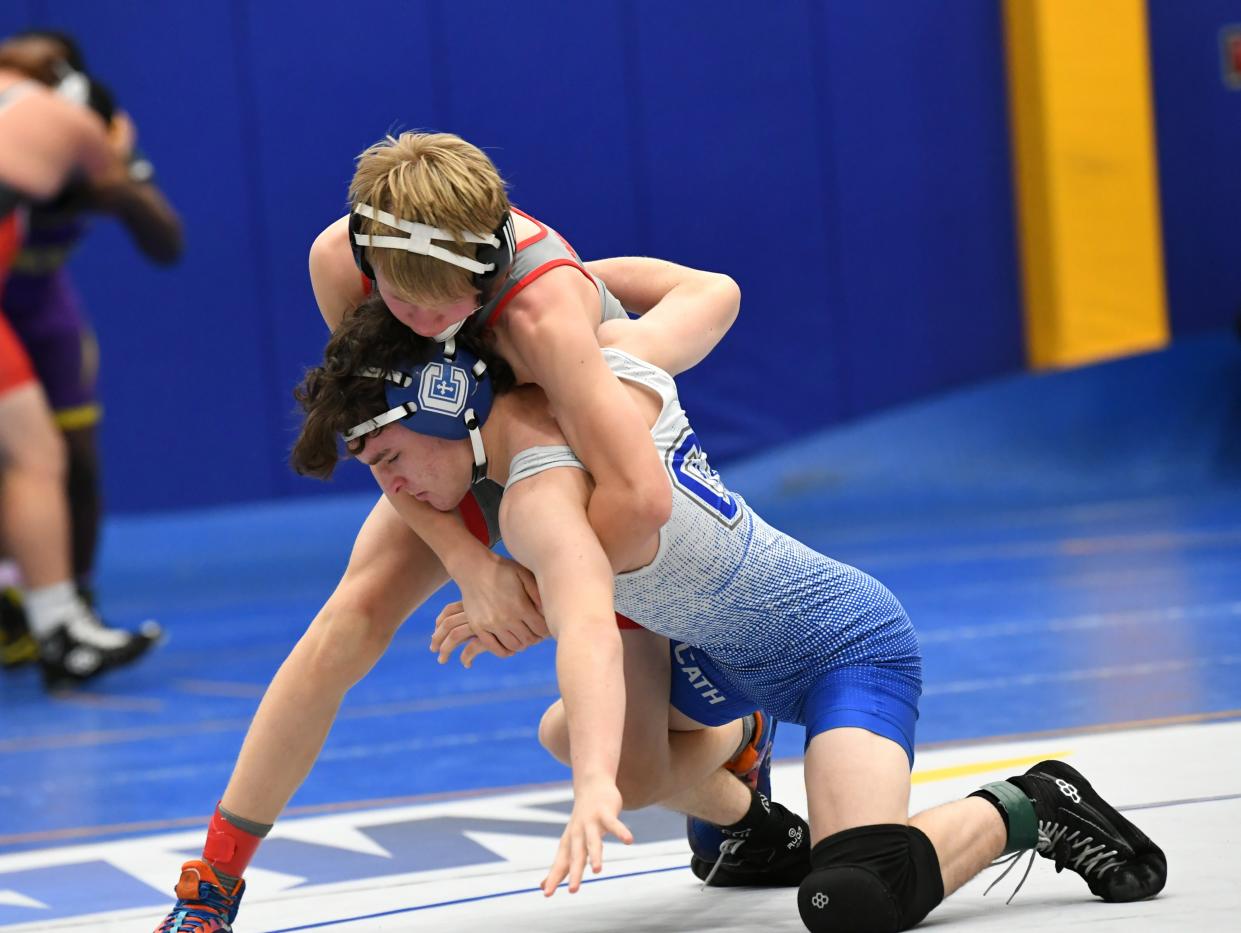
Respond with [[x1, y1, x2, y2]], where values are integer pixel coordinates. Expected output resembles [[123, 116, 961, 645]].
[[0, 559, 22, 591], [24, 582, 130, 648]]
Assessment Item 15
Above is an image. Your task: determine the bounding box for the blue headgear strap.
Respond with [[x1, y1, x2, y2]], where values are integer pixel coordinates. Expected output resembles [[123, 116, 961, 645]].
[[343, 339, 494, 485]]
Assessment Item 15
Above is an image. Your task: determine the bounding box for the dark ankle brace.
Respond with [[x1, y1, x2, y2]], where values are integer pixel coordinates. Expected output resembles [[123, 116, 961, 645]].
[[970, 781, 1038, 855]]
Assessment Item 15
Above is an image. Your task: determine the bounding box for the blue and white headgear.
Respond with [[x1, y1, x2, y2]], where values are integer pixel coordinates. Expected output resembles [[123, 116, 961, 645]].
[[342, 339, 493, 484]]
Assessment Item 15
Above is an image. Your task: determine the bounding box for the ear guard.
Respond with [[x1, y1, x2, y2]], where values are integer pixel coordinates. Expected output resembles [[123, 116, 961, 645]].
[[349, 203, 516, 297], [343, 339, 493, 485], [51, 60, 90, 107]]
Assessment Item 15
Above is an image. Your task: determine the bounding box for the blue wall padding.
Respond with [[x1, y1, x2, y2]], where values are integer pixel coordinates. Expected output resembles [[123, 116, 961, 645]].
[[814, 1, 1025, 414], [3, 1, 1022, 511], [630, 2, 852, 448], [241, 3, 446, 499], [0, 4, 32, 36], [728, 333, 1241, 537], [1147, 0, 1241, 338]]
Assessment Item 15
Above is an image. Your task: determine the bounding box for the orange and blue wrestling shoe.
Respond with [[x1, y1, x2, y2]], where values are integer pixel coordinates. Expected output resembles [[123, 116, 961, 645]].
[[153, 860, 245, 933]]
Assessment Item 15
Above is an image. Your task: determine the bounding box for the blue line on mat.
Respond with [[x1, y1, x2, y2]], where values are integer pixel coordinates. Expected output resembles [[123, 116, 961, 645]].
[[264, 864, 690, 932]]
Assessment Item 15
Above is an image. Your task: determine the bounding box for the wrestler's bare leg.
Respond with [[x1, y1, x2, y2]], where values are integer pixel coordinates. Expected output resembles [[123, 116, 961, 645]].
[[221, 495, 449, 822]]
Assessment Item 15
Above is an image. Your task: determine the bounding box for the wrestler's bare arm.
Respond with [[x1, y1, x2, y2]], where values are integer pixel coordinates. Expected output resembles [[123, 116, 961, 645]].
[[98, 112, 183, 265], [500, 466, 632, 893], [585, 257, 740, 376], [503, 269, 671, 572], [309, 215, 367, 332]]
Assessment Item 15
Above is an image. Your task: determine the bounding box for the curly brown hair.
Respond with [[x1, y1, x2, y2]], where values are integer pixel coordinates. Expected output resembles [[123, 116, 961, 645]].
[[290, 296, 434, 478], [290, 296, 516, 480]]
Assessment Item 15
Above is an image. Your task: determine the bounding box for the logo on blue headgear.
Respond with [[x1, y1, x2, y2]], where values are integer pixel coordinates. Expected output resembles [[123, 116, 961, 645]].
[[343, 340, 494, 483], [419, 361, 469, 417]]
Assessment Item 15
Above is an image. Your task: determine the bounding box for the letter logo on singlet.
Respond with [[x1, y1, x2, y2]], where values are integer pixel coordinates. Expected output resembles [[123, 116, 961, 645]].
[[672, 642, 728, 705], [419, 363, 468, 416], [667, 427, 742, 528]]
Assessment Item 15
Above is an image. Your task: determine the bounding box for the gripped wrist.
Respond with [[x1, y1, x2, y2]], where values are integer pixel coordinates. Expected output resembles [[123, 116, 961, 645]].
[[441, 538, 498, 580]]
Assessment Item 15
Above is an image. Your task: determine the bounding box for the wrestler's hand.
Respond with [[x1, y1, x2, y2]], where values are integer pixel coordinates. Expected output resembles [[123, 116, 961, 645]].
[[458, 635, 488, 669], [432, 596, 548, 668], [541, 776, 632, 896], [431, 556, 546, 664], [432, 602, 492, 667]]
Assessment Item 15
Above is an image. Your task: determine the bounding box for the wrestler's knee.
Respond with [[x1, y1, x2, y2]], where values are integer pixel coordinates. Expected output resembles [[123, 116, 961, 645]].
[[614, 748, 671, 810], [538, 700, 667, 808], [798, 825, 943, 933], [615, 776, 659, 811]]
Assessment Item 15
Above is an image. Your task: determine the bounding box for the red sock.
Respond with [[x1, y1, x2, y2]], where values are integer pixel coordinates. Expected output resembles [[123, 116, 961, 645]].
[[202, 804, 264, 881]]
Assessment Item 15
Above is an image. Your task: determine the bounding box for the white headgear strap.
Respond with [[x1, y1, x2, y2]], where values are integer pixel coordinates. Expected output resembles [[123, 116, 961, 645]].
[[352, 204, 499, 276], [464, 409, 487, 484], [433, 319, 467, 342], [341, 368, 414, 442], [52, 62, 90, 107]]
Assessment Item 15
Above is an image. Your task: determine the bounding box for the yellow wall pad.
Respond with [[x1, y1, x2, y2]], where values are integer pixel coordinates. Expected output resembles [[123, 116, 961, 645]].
[[1005, 0, 1169, 369]]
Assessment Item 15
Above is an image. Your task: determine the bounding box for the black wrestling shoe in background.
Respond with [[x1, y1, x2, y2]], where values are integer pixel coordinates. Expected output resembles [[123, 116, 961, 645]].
[[692, 795, 812, 888], [38, 614, 161, 688]]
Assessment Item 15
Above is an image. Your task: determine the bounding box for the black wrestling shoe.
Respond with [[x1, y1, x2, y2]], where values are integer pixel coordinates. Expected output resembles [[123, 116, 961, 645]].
[[1006, 760, 1166, 903], [39, 615, 161, 688], [691, 795, 812, 887], [687, 713, 777, 874]]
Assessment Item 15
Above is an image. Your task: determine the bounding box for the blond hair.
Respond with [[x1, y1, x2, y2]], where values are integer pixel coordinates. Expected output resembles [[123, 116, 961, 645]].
[[348, 132, 510, 305]]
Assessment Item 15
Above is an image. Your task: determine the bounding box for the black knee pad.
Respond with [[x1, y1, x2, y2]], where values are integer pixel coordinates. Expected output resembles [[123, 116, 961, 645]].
[[797, 824, 944, 933]]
